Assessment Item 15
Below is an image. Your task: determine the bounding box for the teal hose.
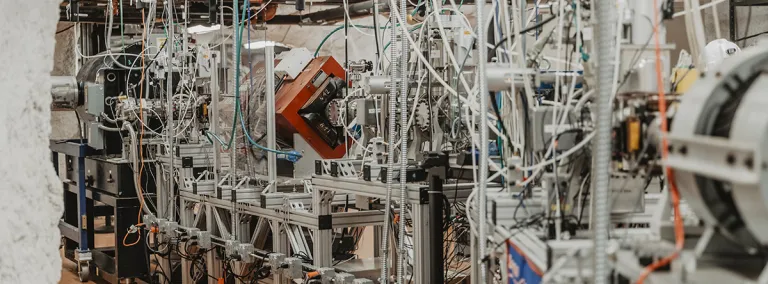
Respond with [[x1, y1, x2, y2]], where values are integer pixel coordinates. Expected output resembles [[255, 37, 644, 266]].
[[225, 1, 302, 159], [314, 24, 421, 57]]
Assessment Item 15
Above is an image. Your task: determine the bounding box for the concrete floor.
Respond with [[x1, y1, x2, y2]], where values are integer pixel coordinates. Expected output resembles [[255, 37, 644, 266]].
[[59, 217, 113, 284], [60, 253, 97, 284]]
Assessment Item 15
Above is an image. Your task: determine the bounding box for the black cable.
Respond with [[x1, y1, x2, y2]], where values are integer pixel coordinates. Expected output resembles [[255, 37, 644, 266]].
[[224, 259, 255, 280], [742, 6, 753, 47], [490, 12, 560, 53], [734, 30, 768, 43], [57, 25, 75, 34], [153, 254, 172, 284], [670, 65, 694, 93], [452, 168, 464, 209], [488, 92, 514, 153], [73, 110, 85, 143], [188, 248, 217, 282], [615, 19, 664, 92], [143, 35, 168, 71], [372, 1, 382, 74], [143, 230, 155, 283], [292, 251, 313, 263]]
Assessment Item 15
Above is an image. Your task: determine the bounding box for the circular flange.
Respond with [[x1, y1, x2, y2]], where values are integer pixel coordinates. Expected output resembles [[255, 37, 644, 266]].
[[671, 44, 768, 249]]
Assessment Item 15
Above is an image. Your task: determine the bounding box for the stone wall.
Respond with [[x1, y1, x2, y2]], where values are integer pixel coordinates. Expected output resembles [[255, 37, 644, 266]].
[[0, 1, 65, 283]]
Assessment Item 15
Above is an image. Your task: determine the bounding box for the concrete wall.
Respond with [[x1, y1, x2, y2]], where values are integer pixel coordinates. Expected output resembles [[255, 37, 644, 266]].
[[703, 2, 768, 47], [51, 23, 81, 140], [0, 1, 65, 283]]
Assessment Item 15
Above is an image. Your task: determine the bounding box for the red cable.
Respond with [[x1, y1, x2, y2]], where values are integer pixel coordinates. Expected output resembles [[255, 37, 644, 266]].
[[636, 1, 685, 283]]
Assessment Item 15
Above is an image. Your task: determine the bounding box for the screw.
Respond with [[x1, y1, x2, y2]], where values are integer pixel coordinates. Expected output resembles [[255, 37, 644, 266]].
[[745, 157, 754, 170], [727, 154, 736, 165], [679, 146, 688, 155]]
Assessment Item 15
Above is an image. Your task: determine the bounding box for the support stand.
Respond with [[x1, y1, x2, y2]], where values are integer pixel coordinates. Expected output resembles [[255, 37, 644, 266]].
[[421, 152, 449, 283]]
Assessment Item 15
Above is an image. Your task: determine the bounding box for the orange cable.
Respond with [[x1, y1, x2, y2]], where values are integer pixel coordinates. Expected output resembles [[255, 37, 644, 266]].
[[306, 271, 320, 279], [636, 1, 685, 283]]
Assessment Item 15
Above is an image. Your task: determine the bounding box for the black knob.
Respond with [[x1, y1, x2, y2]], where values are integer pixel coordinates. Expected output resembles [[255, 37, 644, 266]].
[[364, 60, 373, 72]]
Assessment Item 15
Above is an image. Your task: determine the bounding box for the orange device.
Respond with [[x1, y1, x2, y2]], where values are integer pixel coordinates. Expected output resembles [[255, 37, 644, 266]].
[[274, 56, 347, 159]]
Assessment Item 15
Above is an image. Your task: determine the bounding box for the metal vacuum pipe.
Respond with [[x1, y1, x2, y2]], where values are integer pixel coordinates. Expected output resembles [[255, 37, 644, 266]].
[[592, 0, 617, 283], [476, 0, 490, 282], [50, 76, 82, 110]]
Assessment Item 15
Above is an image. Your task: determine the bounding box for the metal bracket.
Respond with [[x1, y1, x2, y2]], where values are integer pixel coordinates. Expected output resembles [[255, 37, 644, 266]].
[[318, 215, 333, 230], [667, 134, 758, 185], [74, 250, 92, 262]]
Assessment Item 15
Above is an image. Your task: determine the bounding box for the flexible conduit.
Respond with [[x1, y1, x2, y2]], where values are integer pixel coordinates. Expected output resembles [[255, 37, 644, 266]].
[[396, 0, 409, 279], [380, 1, 400, 281], [592, 0, 617, 283], [476, 0, 490, 282]]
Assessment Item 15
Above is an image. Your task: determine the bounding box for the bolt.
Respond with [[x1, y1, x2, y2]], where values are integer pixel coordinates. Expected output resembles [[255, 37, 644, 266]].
[[727, 154, 736, 165], [745, 157, 754, 170], [679, 146, 688, 155]]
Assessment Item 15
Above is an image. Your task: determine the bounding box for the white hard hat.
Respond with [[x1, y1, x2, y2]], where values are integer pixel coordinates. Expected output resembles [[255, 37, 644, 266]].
[[701, 39, 740, 71]]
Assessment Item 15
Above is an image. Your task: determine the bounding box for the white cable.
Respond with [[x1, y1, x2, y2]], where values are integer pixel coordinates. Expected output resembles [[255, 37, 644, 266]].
[[342, 0, 375, 37], [123, 122, 156, 217], [515, 132, 595, 183], [611, 1, 625, 95], [104, 0, 151, 70], [672, 0, 726, 18], [388, 18, 507, 144], [431, 3, 475, 95]]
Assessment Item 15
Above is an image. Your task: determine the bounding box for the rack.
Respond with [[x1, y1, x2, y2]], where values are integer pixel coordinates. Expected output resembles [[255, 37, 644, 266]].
[[730, 0, 768, 42]]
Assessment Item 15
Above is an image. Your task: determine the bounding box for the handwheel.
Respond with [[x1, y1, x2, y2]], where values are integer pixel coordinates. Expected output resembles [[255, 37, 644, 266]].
[[78, 263, 90, 282]]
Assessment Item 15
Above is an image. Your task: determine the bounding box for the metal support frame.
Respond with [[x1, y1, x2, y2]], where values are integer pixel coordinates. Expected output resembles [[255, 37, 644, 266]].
[[313, 189, 334, 267], [266, 45, 277, 184], [730, 0, 737, 41], [53, 141, 93, 281], [410, 204, 432, 283], [52, 140, 150, 283], [206, 204, 222, 284], [271, 219, 290, 284], [729, 0, 768, 42]]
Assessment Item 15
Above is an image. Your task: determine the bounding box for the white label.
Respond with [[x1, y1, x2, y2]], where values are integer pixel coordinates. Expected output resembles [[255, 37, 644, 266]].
[[544, 124, 573, 134], [430, 49, 441, 59], [582, 27, 593, 41], [156, 37, 167, 49]]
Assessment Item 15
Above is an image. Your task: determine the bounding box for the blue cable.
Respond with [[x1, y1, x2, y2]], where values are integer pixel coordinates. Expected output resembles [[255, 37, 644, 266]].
[[209, 1, 301, 162], [238, 110, 302, 161]]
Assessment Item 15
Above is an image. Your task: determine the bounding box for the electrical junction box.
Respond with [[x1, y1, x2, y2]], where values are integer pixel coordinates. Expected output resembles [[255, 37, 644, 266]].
[[275, 48, 313, 80], [87, 122, 104, 150], [85, 83, 104, 116], [196, 47, 220, 78], [532, 106, 579, 152], [354, 98, 379, 126]]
